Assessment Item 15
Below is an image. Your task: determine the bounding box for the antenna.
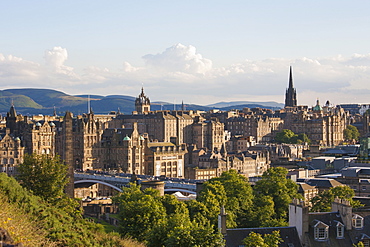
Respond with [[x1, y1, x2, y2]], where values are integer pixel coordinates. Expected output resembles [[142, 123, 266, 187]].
[[87, 95, 90, 114]]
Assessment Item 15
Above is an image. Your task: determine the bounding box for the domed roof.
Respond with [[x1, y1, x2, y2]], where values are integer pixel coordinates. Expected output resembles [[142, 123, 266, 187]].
[[139, 136, 145, 141], [123, 135, 131, 141], [312, 99, 323, 111], [49, 122, 55, 127], [36, 122, 42, 127], [14, 137, 20, 141]]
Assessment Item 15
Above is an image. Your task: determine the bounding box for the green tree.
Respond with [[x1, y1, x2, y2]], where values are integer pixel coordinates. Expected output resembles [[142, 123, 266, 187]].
[[248, 195, 276, 227], [114, 184, 224, 246], [114, 184, 166, 243], [16, 153, 69, 201], [275, 129, 311, 144], [310, 185, 362, 212], [275, 129, 296, 144], [242, 230, 282, 247], [253, 167, 301, 222], [344, 125, 360, 142], [198, 170, 254, 228], [196, 180, 227, 226]]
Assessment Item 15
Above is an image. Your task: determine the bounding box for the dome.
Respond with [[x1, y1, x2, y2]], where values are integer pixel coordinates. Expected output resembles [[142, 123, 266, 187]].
[[14, 137, 20, 141], [36, 122, 42, 127], [312, 99, 323, 111], [139, 136, 145, 141], [49, 122, 55, 127], [123, 135, 131, 141]]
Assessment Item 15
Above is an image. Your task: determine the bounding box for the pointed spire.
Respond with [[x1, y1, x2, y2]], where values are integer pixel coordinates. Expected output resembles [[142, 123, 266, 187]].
[[289, 66, 294, 89], [181, 101, 184, 111], [9, 103, 16, 118], [285, 66, 297, 108], [53, 106, 57, 116]]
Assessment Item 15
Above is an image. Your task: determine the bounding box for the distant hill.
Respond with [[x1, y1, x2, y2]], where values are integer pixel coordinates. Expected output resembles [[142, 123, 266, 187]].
[[0, 88, 284, 116], [206, 101, 284, 109]]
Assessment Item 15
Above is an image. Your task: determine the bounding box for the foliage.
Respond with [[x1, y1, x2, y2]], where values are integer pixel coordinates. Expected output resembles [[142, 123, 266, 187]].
[[353, 242, 365, 247], [114, 184, 166, 242], [114, 183, 224, 246], [242, 230, 282, 247], [275, 129, 311, 144], [0, 173, 145, 247], [197, 169, 254, 228], [253, 167, 302, 224], [310, 185, 362, 212], [17, 153, 69, 202], [275, 129, 296, 144], [343, 125, 360, 141]]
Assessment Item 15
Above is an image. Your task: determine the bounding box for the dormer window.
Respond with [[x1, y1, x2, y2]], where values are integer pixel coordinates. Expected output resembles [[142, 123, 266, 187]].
[[334, 221, 344, 239], [352, 214, 364, 229], [313, 221, 329, 241]]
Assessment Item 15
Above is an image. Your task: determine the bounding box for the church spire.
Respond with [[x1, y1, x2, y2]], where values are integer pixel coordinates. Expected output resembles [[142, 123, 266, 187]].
[[285, 66, 297, 108], [289, 66, 293, 89]]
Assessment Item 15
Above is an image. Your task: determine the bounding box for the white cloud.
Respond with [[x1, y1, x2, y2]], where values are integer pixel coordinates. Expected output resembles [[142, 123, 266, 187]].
[[44, 47, 75, 76], [1, 44, 370, 106], [142, 43, 212, 75]]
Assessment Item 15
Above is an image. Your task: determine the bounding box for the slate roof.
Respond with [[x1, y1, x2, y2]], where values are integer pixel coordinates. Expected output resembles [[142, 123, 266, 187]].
[[296, 178, 343, 189], [225, 226, 302, 247], [306, 212, 352, 247]]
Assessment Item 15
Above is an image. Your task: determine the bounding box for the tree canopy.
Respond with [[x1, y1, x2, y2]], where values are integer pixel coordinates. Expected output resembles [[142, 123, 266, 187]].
[[242, 230, 282, 247], [197, 169, 254, 228], [253, 167, 302, 223], [275, 129, 310, 144], [114, 184, 224, 247], [343, 125, 360, 142], [310, 185, 362, 212], [16, 153, 69, 202]]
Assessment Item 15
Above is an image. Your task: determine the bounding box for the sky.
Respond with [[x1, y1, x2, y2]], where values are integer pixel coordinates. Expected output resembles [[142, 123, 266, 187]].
[[1, 1, 370, 106]]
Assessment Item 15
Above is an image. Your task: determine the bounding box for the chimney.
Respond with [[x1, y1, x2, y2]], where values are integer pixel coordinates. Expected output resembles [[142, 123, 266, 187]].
[[289, 198, 309, 243], [218, 205, 227, 236], [332, 198, 352, 230]]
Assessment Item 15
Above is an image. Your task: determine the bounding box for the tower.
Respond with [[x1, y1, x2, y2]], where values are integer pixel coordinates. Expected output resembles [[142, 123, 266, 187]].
[[285, 66, 297, 107], [135, 87, 151, 114]]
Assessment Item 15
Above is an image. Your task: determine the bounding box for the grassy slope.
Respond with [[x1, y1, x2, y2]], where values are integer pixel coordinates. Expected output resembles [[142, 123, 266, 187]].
[[0, 173, 145, 247]]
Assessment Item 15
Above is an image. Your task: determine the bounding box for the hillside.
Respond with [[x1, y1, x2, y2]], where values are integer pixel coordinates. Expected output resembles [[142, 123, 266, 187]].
[[0, 88, 284, 116], [0, 173, 145, 247]]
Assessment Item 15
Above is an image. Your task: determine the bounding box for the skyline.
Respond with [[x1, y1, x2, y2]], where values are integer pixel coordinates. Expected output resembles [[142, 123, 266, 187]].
[[1, 1, 370, 106]]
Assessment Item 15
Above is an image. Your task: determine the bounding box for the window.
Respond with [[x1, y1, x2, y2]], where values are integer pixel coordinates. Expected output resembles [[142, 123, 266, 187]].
[[337, 224, 344, 239], [316, 227, 327, 240], [353, 215, 364, 229], [314, 221, 329, 241]]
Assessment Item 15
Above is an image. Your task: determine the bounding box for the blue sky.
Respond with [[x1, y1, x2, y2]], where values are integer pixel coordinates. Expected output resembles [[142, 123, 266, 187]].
[[1, 1, 370, 106]]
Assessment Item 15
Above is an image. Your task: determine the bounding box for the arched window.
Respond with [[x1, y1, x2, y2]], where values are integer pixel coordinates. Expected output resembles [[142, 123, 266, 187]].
[[2, 158, 7, 164]]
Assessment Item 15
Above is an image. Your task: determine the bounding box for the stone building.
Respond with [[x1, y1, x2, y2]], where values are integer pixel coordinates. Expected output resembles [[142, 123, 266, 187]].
[[0, 129, 24, 176], [226, 115, 284, 143], [192, 117, 225, 151], [96, 122, 146, 174], [185, 147, 269, 179], [135, 87, 150, 114], [57, 111, 114, 171], [145, 141, 187, 178]]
